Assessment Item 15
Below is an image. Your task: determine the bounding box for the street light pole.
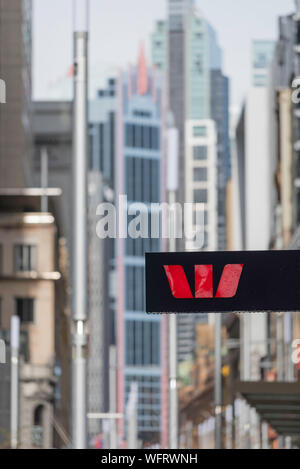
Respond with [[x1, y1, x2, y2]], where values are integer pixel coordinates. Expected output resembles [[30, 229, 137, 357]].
[[167, 126, 179, 449], [214, 313, 222, 449], [72, 0, 89, 449], [10, 315, 20, 449]]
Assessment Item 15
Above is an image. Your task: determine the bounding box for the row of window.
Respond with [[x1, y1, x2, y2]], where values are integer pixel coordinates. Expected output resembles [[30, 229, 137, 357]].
[[126, 156, 160, 203], [126, 237, 160, 257], [0, 244, 36, 273], [125, 320, 160, 366], [125, 375, 160, 432], [125, 124, 160, 150]]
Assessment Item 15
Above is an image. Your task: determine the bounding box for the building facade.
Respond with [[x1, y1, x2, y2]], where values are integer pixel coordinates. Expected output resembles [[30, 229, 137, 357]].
[[151, 0, 230, 363], [0, 0, 33, 188], [89, 79, 117, 446], [115, 49, 164, 445], [89, 50, 166, 445], [0, 191, 65, 448]]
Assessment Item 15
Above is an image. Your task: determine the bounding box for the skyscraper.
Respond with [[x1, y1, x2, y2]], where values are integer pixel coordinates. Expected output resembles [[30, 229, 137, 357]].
[[115, 47, 165, 445], [89, 49, 166, 445], [88, 80, 117, 446], [151, 1, 230, 361], [252, 40, 275, 88]]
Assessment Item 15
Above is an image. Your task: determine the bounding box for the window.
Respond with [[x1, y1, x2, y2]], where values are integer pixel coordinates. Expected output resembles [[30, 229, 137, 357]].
[[14, 244, 36, 272], [150, 126, 159, 150], [193, 167, 208, 182], [126, 156, 160, 203], [194, 189, 208, 203], [296, 118, 300, 142], [150, 159, 160, 202], [193, 146, 207, 160], [32, 405, 44, 447], [253, 74, 267, 87], [125, 320, 160, 366], [125, 124, 160, 150], [193, 126, 206, 137], [297, 151, 300, 178], [125, 375, 161, 435], [15, 298, 34, 323], [135, 125, 142, 148], [297, 190, 300, 225], [143, 126, 150, 149], [297, 20, 300, 45], [126, 266, 145, 311]]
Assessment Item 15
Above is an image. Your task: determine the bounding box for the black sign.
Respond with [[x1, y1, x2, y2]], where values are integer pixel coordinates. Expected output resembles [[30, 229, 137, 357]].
[[145, 250, 300, 313]]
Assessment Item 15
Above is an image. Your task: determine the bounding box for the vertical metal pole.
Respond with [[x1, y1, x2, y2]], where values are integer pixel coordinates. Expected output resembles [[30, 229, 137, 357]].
[[261, 422, 269, 449], [168, 190, 178, 449], [41, 147, 48, 213], [127, 382, 138, 449], [109, 345, 118, 449], [10, 315, 20, 449], [167, 126, 179, 449], [72, 0, 89, 449], [214, 313, 222, 449], [241, 313, 251, 449], [276, 313, 284, 448], [277, 313, 284, 381]]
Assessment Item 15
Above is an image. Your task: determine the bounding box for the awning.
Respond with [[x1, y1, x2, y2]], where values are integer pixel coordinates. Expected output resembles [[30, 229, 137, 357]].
[[236, 381, 300, 437]]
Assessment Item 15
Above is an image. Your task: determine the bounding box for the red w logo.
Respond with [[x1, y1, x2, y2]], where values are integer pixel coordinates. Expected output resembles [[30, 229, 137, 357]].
[[163, 264, 244, 299]]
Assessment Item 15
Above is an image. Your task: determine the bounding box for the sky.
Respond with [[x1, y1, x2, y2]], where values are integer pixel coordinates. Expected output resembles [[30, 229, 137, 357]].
[[33, 0, 295, 110]]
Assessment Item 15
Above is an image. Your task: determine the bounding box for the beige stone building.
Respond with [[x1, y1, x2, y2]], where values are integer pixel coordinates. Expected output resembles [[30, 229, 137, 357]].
[[0, 190, 70, 448]]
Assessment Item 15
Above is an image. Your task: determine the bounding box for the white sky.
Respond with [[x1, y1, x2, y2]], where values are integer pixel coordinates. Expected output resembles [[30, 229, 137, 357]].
[[33, 0, 295, 109]]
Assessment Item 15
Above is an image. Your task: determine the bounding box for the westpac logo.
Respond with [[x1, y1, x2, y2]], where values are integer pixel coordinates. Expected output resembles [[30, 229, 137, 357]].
[[163, 264, 244, 299]]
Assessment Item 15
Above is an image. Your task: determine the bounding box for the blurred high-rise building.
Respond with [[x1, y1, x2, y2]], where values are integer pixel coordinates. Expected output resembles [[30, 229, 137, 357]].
[[0, 0, 33, 188], [33, 97, 113, 447], [115, 47, 164, 445], [88, 49, 166, 446], [88, 80, 117, 446], [252, 40, 276, 88], [235, 39, 275, 253], [151, 1, 230, 362]]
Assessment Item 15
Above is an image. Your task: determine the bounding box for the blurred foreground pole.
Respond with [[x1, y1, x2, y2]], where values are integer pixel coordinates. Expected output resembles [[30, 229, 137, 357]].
[[41, 147, 48, 213], [72, 0, 89, 449], [241, 314, 251, 448], [127, 382, 138, 449], [214, 313, 222, 449], [10, 315, 20, 449], [109, 346, 118, 449], [167, 127, 179, 449]]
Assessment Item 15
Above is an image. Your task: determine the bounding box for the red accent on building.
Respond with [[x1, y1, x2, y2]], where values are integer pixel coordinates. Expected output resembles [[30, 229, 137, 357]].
[[137, 42, 148, 95]]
